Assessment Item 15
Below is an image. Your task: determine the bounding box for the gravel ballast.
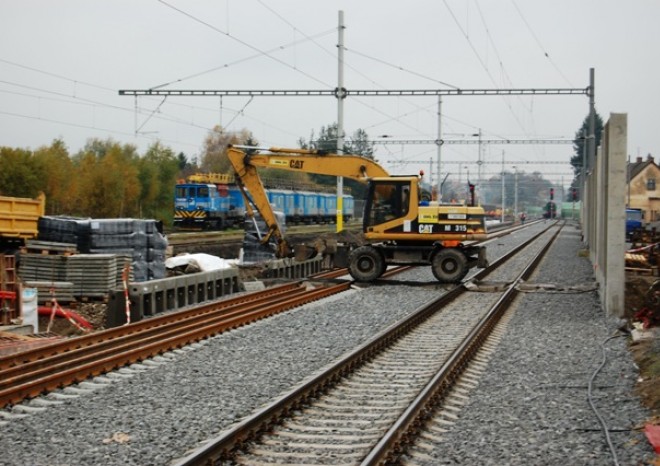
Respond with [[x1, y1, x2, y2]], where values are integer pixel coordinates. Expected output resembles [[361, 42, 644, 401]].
[[414, 225, 655, 465], [0, 222, 654, 465]]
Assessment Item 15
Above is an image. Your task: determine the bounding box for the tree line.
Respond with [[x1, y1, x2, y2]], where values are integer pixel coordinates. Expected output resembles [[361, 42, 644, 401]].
[[0, 123, 376, 226], [0, 138, 182, 223], [1, 114, 588, 224]]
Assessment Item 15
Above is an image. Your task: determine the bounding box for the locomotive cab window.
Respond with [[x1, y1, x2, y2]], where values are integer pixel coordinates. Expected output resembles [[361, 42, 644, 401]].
[[364, 180, 411, 227]]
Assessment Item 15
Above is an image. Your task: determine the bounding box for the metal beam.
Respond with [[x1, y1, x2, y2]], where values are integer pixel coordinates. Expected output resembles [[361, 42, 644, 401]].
[[394, 160, 571, 165], [119, 87, 588, 97], [372, 138, 573, 145]]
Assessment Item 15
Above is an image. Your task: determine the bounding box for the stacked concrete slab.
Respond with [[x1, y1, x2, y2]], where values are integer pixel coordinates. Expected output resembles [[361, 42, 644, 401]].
[[18, 254, 68, 282], [23, 280, 75, 304], [66, 254, 117, 299]]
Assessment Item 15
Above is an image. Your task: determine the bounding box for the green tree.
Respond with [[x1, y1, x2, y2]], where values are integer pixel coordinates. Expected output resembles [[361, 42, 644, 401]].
[[298, 123, 376, 198], [138, 142, 180, 224], [570, 111, 604, 199], [301, 123, 374, 159], [482, 171, 553, 213], [0, 147, 41, 197], [345, 128, 374, 159]]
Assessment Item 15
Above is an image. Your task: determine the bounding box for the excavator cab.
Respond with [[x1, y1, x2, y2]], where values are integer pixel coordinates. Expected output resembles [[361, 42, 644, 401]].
[[363, 178, 418, 234]]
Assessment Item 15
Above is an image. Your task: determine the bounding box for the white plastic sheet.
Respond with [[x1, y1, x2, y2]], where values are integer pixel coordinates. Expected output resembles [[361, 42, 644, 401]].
[[165, 253, 238, 272]]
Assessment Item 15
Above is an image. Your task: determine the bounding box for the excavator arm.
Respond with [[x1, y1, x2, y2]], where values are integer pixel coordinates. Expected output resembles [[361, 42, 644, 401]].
[[226, 145, 390, 258]]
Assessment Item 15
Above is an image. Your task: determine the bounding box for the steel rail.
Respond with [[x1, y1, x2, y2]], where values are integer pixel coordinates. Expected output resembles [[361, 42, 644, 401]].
[[0, 286, 315, 389], [0, 265, 411, 409], [0, 281, 301, 370], [171, 222, 560, 466], [361, 224, 564, 465], [0, 267, 355, 371], [0, 281, 351, 408]]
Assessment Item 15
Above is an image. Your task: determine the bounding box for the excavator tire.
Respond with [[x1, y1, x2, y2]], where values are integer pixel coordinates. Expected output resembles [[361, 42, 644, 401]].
[[348, 245, 385, 282], [431, 248, 468, 283]]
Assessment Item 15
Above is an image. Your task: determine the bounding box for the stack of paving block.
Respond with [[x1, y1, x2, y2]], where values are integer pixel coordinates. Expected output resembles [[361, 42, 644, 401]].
[[86, 219, 167, 282], [37, 216, 89, 246], [19, 245, 74, 304], [38, 216, 167, 282]]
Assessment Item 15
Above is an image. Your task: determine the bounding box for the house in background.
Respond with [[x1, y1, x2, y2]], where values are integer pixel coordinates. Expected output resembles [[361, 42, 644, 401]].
[[627, 154, 660, 223]]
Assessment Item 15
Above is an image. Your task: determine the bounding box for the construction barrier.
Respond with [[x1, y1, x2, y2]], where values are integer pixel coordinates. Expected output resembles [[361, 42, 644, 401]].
[[261, 256, 324, 279], [106, 267, 240, 327]]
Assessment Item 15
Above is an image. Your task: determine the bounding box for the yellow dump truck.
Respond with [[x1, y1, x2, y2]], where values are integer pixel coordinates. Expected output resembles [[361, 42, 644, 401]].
[[0, 193, 45, 250]]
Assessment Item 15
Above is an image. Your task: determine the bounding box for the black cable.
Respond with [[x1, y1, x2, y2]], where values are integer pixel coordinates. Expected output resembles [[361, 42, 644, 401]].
[[587, 332, 626, 466]]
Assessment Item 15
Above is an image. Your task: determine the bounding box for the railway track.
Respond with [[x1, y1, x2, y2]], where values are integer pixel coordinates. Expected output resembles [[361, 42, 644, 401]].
[[0, 267, 412, 409], [0, 222, 530, 410], [172, 222, 563, 465]]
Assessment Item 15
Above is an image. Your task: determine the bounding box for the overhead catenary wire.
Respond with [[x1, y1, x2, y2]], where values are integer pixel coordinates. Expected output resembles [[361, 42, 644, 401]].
[[154, 0, 535, 151], [0, 59, 303, 144], [510, 0, 574, 87], [0, 109, 200, 149], [149, 28, 336, 90], [156, 0, 333, 89], [442, 0, 537, 143]]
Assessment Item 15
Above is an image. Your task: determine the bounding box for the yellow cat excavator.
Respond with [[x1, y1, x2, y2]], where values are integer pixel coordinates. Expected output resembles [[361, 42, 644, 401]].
[[227, 145, 488, 283]]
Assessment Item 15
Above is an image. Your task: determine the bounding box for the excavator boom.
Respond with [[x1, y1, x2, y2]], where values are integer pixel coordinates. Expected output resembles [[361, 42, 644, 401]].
[[227, 145, 389, 257]]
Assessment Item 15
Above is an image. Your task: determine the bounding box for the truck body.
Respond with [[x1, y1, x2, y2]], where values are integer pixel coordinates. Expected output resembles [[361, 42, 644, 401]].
[[0, 193, 45, 250], [227, 145, 488, 283], [626, 208, 643, 239]]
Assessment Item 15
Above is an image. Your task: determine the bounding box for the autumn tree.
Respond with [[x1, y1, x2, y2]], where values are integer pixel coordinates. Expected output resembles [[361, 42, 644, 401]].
[[72, 139, 141, 217], [199, 125, 257, 174], [32, 139, 78, 215]]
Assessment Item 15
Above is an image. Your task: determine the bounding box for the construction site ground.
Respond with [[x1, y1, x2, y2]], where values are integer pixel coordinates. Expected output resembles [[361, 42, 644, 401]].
[[16, 225, 660, 437], [625, 273, 660, 424]]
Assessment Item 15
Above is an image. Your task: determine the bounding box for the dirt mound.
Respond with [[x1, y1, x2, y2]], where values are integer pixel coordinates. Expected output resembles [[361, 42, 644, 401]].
[[626, 274, 660, 423]]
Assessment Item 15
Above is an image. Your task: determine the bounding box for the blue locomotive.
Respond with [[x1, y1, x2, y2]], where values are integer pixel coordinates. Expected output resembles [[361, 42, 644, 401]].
[[174, 179, 353, 230]]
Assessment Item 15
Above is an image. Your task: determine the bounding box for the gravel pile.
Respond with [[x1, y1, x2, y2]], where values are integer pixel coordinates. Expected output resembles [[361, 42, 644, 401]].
[[0, 222, 651, 465]]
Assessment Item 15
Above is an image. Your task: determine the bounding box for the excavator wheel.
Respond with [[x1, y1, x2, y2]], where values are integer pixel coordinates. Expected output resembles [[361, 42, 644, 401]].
[[348, 246, 385, 282], [431, 248, 468, 283]]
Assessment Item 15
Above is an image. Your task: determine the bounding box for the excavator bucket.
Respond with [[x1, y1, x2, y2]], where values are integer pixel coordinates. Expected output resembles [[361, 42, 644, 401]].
[[294, 244, 318, 261]]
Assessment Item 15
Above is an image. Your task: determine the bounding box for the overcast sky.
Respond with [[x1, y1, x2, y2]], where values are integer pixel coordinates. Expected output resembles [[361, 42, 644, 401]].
[[1, 0, 658, 187]]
